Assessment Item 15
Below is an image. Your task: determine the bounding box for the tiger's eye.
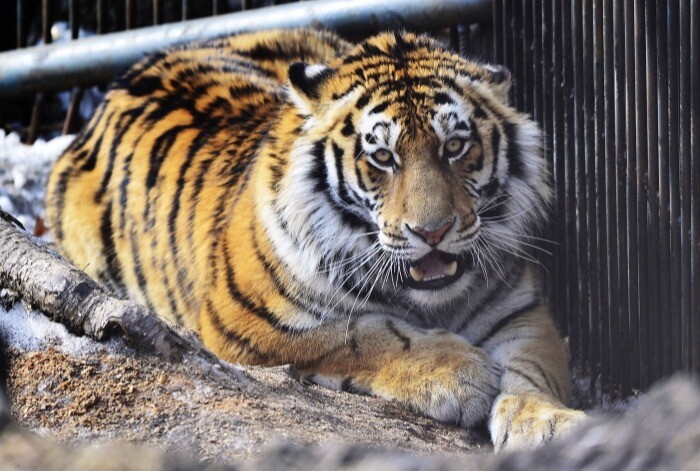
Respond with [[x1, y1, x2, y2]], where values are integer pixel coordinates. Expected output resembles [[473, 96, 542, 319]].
[[372, 149, 393, 164], [444, 137, 466, 157]]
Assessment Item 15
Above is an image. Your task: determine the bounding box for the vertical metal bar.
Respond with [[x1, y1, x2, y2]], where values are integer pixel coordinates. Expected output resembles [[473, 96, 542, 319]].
[[521, 0, 533, 114], [241, 0, 250, 11], [613, 0, 631, 395], [551, 0, 569, 342], [631, 0, 649, 389], [668, 0, 683, 374], [16, 0, 23, 48], [64, 0, 84, 136], [153, 0, 161, 25], [27, 93, 44, 144], [182, 0, 189, 20], [126, 0, 135, 30], [512, 0, 523, 110], [571, 0, 589, 378], [583, 0, 600, 391], [655, 0, 672, 379], [644, 0, 661, 384], [691, 0, 700, 372], [679, 0, 692, 372], [62, 88, 84, 135], [594, 0, 606, 387], [623, 0, 640, 389], [531, 0, 542, 123], [97, 0, 104, 34], [492, 0, 503, 64], [68, 0, 78, 40], [563, 0, 580, 365], [603, 0, 619, 391], [503, 0, 514, 102], [42, 0, 51, 44], [213, 0, 219, 15]]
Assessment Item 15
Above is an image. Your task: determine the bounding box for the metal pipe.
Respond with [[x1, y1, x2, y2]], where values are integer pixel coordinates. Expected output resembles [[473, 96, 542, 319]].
[[0, 0, 492, 96]]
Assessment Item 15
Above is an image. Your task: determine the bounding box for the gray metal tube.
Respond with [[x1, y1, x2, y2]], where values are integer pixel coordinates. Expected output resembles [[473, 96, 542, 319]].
[[0, 0, 492, 96]]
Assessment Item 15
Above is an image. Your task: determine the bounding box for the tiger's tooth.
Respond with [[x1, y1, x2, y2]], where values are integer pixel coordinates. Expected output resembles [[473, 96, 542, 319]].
[[445, 261, 458, 276], [409, 266, 425, 282]]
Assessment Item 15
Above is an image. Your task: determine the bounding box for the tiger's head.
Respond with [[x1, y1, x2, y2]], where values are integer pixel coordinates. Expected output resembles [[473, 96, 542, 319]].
[[275, 31, 551, 308]]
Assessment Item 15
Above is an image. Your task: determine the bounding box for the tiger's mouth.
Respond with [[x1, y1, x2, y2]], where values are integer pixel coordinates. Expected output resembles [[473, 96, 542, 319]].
[[403, 250, 474, 290]]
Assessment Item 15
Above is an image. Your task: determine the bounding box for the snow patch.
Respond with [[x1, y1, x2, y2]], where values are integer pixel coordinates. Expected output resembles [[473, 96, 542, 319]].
[[0, 301, 120, 357], [0, 130, 74, 235]]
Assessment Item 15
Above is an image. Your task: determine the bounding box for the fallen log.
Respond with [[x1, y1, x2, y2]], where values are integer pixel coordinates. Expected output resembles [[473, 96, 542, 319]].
[[0, 206, 240, 375]]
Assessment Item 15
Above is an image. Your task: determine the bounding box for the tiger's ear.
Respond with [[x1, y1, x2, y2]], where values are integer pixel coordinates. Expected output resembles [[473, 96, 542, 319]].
[[479, 64, 512, 104], [287, 62, 334, 115]]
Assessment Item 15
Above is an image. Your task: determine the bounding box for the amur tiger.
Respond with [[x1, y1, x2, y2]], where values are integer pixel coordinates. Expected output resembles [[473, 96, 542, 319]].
[[46, 28, 585, 451]]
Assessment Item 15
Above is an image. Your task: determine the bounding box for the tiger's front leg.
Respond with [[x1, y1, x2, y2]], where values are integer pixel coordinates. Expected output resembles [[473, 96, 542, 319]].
[[482, 304, 586, 451], [201, 305, 501, 428]]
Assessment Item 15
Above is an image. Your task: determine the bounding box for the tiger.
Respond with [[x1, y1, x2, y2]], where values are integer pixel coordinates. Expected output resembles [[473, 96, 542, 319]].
[[46, 28, 585, 451]]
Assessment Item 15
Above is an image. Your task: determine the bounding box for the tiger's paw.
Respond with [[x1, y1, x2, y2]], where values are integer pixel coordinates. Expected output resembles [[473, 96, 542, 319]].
[[373, 334, 502, 428], [489, 393, 586, 452]]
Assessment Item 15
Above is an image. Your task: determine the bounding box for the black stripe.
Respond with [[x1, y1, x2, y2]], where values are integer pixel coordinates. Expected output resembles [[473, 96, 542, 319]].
[[386, 320, 411, 351], [128, 226, 158, 313], [251, 224, 325, 320], [456, 263, 524, 333], [434, 92, 454, 105], [368, 101, 390, 114], [505, 365, 547, 394], [308, 139, 369, 230], [474, 299, 540, 347], [514, 357, 563, 399], [146, 125, 188, 190], [503, 121, 524, 179], [331, 141, 353, 206], [99, 201, 124, 290], [95, 108, 141, 203], [222, 239, 304, 334], [205, 299, 270, 363], [341, 114, 355, 137]]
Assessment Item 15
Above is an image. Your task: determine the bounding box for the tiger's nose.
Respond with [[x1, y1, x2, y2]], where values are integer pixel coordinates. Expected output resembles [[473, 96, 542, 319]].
[[406, 220, 454, 246]]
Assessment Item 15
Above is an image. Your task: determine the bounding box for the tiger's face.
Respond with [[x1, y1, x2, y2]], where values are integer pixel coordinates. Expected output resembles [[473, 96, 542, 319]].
[[285, 32, 550, 307]]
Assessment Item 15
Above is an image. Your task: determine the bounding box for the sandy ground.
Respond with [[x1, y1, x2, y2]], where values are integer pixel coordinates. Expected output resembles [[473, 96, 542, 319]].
[[5, 336, 490, 465]]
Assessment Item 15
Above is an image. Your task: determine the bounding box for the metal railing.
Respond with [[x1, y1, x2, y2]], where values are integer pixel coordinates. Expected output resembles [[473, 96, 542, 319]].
[[494, 0, 700, 398]]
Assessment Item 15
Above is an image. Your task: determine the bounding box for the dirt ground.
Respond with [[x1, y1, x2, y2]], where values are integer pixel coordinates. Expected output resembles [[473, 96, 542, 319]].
[[5, 341, 491, 466]]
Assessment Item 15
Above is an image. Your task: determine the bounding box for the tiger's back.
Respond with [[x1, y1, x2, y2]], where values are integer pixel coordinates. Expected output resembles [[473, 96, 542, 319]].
[[47, 29, 350, 329]]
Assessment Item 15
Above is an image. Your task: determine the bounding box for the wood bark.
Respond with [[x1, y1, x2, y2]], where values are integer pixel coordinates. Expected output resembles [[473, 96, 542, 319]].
[[0, 206, 234, 370]]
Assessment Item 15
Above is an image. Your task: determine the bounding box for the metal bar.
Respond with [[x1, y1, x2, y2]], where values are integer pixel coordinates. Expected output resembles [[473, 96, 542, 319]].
[[62, 87, 84, 135], [633, 0, 649, 388], [563, 0, 580, 365], [691, 0, 700, 372], [69, 0, 79, 40], [182, 0, 189, 21], [623, 0, 640, 388], [0, 0, 493, 96], [603, 0, 619, 392], [591, 0, 605, 391], [16, 0, 23, 48], [97, 0, 104, 34], [644, 0, 661, 384], [679, 0, 692, 371], [42, 0, 51, 45], [668, 0, 682, 374], [154, 0, 161, 25], [126, 0, 135, 30], [613, 0, 631, 395], [655, 0, 671, 379]]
